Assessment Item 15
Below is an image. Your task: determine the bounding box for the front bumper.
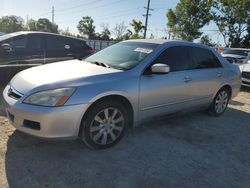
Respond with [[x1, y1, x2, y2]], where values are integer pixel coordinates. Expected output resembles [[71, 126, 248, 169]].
[[3, 85, 90, 139], [242, 78, 250, 87]]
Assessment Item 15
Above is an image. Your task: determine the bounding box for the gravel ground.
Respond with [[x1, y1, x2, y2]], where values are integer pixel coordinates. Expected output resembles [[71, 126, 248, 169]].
[[0, 87, 250, 188]]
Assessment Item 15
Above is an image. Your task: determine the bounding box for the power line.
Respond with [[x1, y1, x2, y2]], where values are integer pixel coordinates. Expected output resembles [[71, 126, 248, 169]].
[[56, 0, 123, 16], [56, 0, 103, 12]]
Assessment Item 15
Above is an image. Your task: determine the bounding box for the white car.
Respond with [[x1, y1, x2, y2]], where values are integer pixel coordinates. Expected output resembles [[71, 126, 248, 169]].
[[221, 48, 250, 65], [241, 61, 250, 87]]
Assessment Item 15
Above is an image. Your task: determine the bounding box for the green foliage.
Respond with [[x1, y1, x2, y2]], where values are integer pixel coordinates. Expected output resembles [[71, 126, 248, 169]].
[[26, 18, 58, 33], [166, 0, 213, 41], [0, 15, 24, 33], [130, 19, 145, 39], [200, 35, 216, 47], [242, 19, 250, 48], [98, 23, 111, 40], [212, 0, 250, 47], [77, 16, 96, 39], [60, 27, 74, 36], [36, 18, 58, 33], [27, 19, 37, 31]]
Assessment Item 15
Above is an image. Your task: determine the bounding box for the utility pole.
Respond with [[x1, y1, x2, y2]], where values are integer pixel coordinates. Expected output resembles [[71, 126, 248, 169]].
[[52, 6, 55, 23], [143, 0, 153, 39], [26, 15, 29, 30]]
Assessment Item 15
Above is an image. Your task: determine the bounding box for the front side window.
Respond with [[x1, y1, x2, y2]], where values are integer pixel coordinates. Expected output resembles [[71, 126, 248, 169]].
[[154, 46, 191, 72], [190, 47, 222, 69], [85, 42, 159, 70], [9, 35, 27, 50]]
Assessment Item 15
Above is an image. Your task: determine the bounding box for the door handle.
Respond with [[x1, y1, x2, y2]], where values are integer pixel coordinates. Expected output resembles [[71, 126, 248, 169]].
[[183, 76, 192, 83], [217, 71, 222, 77]]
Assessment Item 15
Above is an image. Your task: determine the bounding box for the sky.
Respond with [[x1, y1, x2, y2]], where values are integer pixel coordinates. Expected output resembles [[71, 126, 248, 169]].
[[0, 0, 223, 44]]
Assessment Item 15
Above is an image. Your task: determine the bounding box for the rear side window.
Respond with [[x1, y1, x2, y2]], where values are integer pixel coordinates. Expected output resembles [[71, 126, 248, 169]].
[[190, 47, 222, 69], [154, 46, 191, 72], [46, 35, 73, 52], [27, 34, 43, 50]]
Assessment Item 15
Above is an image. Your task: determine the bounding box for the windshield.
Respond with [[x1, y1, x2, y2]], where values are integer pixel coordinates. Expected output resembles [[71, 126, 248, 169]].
[[0, 32, 20, 41], [222, 49, 250, 57], [85, 42, 159, 70]]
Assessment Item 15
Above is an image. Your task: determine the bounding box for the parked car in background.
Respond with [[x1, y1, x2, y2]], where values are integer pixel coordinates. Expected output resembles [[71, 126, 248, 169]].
[[0, 31, 94, 87], [3, 39, 241, 149], [241, 61, 250, 87], [221, 48, 250, 65]]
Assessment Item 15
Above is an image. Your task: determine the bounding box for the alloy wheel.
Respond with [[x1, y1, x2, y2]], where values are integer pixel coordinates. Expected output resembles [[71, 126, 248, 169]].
[[214, 90, 229, 114], [89, 107, 125, 145]]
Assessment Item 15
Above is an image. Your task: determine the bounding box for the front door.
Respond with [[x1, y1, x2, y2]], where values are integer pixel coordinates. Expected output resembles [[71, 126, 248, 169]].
[[139, 46, 194, 120]]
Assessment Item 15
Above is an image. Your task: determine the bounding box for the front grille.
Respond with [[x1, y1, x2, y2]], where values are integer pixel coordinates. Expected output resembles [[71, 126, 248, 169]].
[[242, 81, 250, 85], [242, 72, 250, 79], [7, 87, 23, 100]]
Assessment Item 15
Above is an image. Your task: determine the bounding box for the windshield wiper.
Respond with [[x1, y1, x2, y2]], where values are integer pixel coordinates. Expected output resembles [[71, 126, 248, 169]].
[[87, 61, 110, 68]]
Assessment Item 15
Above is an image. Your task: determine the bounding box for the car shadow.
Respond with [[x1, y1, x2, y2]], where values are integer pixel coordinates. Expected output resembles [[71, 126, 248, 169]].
[[229, 100, 245, 106], [4, 107, 250, 188]]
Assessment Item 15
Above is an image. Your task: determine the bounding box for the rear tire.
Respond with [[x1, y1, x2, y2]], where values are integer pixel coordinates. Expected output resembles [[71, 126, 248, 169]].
[[80, 100, 129, 149], [209, 88, 230, 116]]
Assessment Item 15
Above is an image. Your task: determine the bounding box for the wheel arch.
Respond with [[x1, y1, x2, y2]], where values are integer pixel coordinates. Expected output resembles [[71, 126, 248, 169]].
[[79, 93, 135, 136], [213, 84, 232, 100]]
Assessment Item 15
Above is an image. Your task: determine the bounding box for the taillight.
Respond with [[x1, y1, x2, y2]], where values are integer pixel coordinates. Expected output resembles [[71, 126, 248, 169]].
[[86, 48, 96, 55]]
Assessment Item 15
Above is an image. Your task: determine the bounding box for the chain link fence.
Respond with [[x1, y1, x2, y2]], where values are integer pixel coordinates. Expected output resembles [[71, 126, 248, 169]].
[[85, 40, 118, 51]]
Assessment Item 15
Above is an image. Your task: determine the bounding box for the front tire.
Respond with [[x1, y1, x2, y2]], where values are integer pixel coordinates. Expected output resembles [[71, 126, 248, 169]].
[[80, 100, 129, 149], [209, 88, 230, 116]]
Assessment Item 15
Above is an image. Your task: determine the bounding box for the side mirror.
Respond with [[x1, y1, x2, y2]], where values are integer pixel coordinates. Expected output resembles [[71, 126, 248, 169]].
[[151, 64, 170, 74], [1, 43, 12, 52]]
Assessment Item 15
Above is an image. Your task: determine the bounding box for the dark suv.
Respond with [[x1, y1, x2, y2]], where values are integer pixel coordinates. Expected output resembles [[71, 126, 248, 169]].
[[0, 31, 94, 87]]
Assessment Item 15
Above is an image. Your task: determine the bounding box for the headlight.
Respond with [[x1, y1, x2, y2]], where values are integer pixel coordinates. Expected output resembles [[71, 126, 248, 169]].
[[23, 88, 76, 107]]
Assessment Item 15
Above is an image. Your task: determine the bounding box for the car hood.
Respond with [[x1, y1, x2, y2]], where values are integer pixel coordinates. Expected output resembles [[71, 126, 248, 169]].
[[10, 60, 122, 94], [241, 63, 250, 72], [221, 54, 246, 59]]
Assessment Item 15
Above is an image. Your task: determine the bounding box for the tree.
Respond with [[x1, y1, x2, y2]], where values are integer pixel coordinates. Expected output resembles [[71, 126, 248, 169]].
[[36, 18, 58, 33], [166, 0, 213, 41], [130, 19, 145, 39], [0, 15, 24, 33], [212, 0, 250, 47], [77, 16, 96, 39], [99, 23, 111, 40], [27, 19, 37, 31], [200, 35, 216, 47], [242, 19, 250, 48], [60, 27, 74, 36], [112, 21, 128, 40]]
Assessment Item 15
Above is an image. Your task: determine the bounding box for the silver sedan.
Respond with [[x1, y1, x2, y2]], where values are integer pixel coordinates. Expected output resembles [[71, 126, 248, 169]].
[[3, 39, 241, 149]]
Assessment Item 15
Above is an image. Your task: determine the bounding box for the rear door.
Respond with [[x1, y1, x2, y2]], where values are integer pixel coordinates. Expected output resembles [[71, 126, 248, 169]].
[[45, 35, 75, 64], [187, 47, 224, 105]]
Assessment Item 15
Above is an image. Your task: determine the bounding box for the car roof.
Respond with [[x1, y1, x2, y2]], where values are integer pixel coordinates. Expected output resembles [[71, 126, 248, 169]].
[[0, 31, 86, 41], [122, 39, 209, 48]]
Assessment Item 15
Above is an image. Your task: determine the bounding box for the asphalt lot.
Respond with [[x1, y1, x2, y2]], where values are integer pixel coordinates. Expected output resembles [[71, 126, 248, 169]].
[[0, 87, 250, 188]]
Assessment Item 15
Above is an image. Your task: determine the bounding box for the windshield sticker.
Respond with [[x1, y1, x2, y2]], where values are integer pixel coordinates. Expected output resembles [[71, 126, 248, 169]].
[[134, 48, 153, 54]]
